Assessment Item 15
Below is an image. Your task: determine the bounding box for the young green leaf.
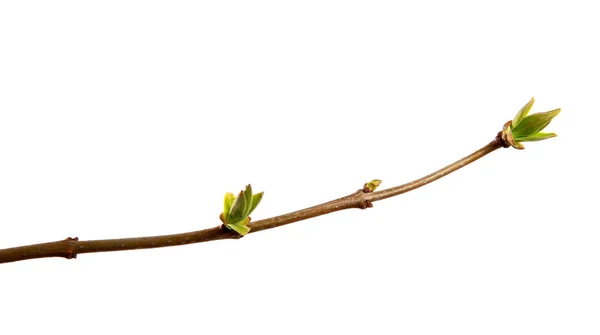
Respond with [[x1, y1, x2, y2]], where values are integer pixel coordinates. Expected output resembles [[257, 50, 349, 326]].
[[223, 192, 235, 223], [511, 108, 561, 138], [243, 184, 253, 218], [512, 97, 535, 128], [229, 189, 247, 222], [249, 192, 264, 214], [515, 132, 557, 142]]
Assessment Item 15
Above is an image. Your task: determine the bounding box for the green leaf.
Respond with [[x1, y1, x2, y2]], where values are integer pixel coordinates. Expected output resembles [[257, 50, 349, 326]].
[[512, 97, 535, 128], [512, 108, 560, 138], [515, 132, 557, 142], [223, 192, 235, 222], [243, 184, 253, 218], [249, 192, 264, 215], [228, 189, 247, 222], [226, 222, 251, 236]]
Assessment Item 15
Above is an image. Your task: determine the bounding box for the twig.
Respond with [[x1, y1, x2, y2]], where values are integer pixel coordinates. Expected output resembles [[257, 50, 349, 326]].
[[0, 133, 507, 264]]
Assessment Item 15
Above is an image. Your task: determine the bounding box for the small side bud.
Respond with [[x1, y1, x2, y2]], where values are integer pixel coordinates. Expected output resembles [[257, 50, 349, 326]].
[[363, 179, 382, 193]]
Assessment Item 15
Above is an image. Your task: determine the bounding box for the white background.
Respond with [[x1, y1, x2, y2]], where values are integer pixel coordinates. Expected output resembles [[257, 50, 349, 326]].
[[1, 1, 598, 334]]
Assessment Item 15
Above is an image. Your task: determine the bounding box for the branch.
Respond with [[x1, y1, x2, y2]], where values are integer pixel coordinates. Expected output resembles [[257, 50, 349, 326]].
[[1, 98, 561, 265], [0, 133, 507, 265]]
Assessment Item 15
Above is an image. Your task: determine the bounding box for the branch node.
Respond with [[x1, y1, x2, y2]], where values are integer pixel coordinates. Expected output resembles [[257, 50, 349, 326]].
[[355, 190, 373, 209], [62, 237, 79, 259], [220, 224, 244, 239], [358, 199, 374, 209], [496, 130, 511, 148]]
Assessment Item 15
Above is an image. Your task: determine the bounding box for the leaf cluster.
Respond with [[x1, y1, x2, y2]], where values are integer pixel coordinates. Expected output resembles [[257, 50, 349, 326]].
[[502, 97, 560, 149], [219, 184, 263, 235]]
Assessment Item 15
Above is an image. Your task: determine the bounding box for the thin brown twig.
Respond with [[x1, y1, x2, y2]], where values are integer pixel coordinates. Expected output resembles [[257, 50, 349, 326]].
[[0, 133, 507, 265]]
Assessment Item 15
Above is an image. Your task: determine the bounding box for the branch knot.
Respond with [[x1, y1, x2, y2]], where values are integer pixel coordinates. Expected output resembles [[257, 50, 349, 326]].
[[63, 237, 79, 259]]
